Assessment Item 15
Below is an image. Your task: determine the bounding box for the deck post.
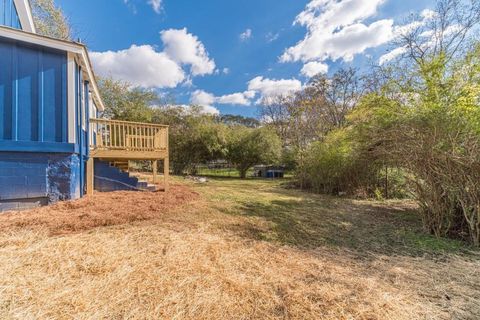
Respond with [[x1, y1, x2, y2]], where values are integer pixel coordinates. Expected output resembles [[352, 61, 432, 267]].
[[86, 158, 94, 196], [152, 160, 158, 184], [164, 156, 169, 191]]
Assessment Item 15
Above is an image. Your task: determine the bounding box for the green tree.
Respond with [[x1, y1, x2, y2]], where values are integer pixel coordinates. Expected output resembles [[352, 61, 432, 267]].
[[30, 0, 71, 40], [225, 127, 281, 179], [152, 106, 227, 175], [218, 114, 260, 128], [97, 78, 157, 123]]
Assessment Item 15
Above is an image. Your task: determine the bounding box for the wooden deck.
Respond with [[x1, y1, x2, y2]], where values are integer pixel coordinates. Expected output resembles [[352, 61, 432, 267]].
[[86, 119, 170, 195]]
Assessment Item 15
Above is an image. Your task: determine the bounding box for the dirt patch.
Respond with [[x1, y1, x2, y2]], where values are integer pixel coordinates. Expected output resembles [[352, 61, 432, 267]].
[[0, 184, 199, 236]]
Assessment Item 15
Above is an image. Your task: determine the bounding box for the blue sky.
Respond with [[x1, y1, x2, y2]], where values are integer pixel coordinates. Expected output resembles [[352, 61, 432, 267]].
[[56, 0, 436, 117]]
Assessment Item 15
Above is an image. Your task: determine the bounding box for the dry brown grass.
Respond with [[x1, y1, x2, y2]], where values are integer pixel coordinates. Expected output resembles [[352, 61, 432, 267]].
[[0, 177, 478, 319]]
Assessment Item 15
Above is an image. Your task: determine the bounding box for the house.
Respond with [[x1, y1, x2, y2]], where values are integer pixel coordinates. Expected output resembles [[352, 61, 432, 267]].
[[0, 0, 169, 212]]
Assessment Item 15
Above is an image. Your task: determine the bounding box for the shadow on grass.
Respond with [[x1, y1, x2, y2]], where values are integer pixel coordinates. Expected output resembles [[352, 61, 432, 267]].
[[215, 182, 471, 258]]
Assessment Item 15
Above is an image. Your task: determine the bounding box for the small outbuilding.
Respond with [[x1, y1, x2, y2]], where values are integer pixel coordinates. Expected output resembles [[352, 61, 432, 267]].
[[253, 165, 285, 179]]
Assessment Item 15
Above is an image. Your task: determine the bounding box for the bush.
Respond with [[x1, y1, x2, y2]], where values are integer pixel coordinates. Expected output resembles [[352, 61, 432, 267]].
[[346, 50, 480, 246], [298, 128, 409, 198]]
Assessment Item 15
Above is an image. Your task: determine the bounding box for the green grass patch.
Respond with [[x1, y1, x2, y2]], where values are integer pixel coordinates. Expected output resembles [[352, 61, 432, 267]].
[[193, 177, 476, 257]]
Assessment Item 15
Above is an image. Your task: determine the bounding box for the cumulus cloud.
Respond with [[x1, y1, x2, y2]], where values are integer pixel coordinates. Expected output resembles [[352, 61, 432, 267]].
[[301, 61, 329, 77], [240, 29, 253, 41], [247, 76, 303, 99], [191, 90, 216, 107], [217, 93, 251, 105], [189, 77, 303, 112], [281, 0, 393, 64], [191, 90, 253, 109], [91, 29, 215, 88], [90, 45, 185, 88], [161, 28, 216, 76]]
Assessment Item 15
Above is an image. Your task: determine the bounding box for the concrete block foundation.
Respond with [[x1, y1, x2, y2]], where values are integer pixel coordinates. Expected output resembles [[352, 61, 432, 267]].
[[0, 152, 82, 212]]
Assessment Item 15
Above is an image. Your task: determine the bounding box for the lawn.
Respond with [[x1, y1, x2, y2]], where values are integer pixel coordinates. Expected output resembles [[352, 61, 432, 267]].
[[0, 177, 478, 319]]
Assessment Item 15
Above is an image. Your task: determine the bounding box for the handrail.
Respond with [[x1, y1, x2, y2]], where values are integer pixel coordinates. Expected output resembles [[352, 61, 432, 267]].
[[91, 118, 169, 128], [89, 118, 168, 152]]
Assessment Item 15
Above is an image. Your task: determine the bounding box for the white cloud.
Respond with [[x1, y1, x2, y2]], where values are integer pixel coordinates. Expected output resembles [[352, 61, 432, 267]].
[[91, 29, 215, 89], [199, 105, 221, 115], [189, 77, 303, 112], [148, 0, 162, 13], [281, 0, 393, 64], [240, 29, 253, 41], [379, 46, 407, 65], [301, 61, 329, 77], [217, 93, 251, 105], [90, 45, 185, 88], [244, 90, 256, 99], [191, 90, 216, 107], [247, 76, 302, 99], [222, 67, 230, 74], [191, 90, 252, 109], [161, 28, 216, 76], [266, 32, 280, 43]]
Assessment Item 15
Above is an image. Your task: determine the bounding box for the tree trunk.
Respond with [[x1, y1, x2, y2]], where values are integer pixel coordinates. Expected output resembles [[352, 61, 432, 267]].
[[240, 170, 247, 179]]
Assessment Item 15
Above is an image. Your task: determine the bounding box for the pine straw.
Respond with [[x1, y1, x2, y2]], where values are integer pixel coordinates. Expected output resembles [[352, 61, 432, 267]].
[[0, 226, 421, 319], [0, 184, 199, 236], [0, 180, 478, 319]]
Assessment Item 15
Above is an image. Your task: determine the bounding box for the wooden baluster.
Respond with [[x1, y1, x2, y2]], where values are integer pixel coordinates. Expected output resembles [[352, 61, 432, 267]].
[[112, 122, 115, 148], [149, 126, 153, 149]]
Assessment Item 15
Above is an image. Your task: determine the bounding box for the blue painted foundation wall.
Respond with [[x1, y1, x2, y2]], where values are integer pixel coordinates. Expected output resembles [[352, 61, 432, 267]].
[[0, 0, 21, 30], [0, 152, 81, 211]]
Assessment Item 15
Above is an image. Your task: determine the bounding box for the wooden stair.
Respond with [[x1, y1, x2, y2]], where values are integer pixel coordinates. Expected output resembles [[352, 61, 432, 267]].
[[110, 160, 129, 172], [108, 160, 158, 192]]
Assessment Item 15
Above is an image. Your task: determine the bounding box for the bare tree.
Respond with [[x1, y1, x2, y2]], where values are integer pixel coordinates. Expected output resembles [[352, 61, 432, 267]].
[[306, 68, 362, 128], [258, 95, 292, 145], [395, 0, 480, 65]]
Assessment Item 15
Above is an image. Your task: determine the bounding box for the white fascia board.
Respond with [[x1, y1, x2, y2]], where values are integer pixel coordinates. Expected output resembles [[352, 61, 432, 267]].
[[13, 0, 36, 33], [67, 53, 76, 143], [79, 50, 105, 112], [0, 26, 105, 111]]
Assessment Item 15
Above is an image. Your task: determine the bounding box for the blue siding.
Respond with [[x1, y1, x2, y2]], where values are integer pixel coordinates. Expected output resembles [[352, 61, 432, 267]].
[[0, 39, 13, 140], [0, 38, 68, 147], [0, 0, 21, 30], [73, 63, 91, 197]]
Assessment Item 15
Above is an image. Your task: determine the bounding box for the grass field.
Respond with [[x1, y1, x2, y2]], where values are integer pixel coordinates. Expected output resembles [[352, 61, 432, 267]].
[[0, 177, 478, 319]]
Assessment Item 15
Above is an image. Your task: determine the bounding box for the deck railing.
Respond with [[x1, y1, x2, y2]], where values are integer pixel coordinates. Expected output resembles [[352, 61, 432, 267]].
[[89, 119, 168, 152]]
